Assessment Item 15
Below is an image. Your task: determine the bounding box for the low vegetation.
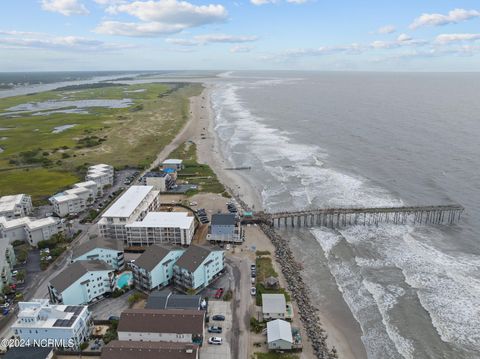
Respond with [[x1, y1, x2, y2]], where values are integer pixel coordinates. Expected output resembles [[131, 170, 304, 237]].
[[0, 82, 203, 202], [167, 141, 228, 196], [103, 320, 118, 344], [250, 316, 266, 333], [254, 353, 299, 359], [255, 255, 290, 306], [128, 291, 145, 306]]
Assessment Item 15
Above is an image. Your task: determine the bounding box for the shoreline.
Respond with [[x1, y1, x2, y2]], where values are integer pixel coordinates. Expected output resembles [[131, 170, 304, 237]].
[[191, 84, 366, 358]]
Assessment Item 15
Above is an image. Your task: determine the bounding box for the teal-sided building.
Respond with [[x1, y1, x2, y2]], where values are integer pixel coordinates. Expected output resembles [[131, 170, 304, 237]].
[[173, 245, 224, 294]]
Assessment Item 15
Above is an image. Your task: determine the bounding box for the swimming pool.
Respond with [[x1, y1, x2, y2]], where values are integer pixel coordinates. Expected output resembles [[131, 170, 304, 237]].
[[116, 271, 132, 289]]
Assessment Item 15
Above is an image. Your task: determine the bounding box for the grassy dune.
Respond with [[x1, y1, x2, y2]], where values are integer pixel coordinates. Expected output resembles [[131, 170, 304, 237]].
[[0, 82, 203, 202]]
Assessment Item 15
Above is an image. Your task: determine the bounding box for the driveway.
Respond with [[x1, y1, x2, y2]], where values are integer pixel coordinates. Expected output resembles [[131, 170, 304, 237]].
[[89, 291, 132, 320], [202, 300, 232, 359]]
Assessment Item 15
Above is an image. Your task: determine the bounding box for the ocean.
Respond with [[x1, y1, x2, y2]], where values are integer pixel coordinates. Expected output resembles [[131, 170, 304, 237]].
[[210, 71, 480, 359]]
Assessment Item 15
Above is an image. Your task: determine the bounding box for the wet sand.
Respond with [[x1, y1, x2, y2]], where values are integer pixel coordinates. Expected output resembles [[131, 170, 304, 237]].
[[190, 85, 367, 359]]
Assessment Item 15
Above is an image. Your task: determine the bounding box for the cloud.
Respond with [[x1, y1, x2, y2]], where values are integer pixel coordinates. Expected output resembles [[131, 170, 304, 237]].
[[95, 0, 228, 37], [166, 33, 258, 46], [0, 31, 133, 51], [230, 45, 253, 53], [435, 33, 480, 44], [410, 8, 480, 29], [41, 0, 89, 16], [377, 25, 396, 34], [370, 33, 424, 49]]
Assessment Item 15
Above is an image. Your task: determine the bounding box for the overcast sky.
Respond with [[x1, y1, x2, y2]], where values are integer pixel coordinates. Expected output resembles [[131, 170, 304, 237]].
[[1, 0, 480, 71]]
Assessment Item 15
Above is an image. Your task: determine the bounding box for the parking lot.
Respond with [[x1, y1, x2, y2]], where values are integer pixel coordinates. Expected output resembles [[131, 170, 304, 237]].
[[201, 300, 232, 359]]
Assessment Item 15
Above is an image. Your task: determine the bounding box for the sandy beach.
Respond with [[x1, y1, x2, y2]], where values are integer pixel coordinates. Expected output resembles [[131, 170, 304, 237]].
[[189, 84, 366, 359]]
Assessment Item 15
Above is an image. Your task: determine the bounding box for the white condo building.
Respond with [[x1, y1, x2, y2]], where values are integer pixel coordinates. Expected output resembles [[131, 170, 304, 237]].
[[73, 180, 100, 197], [0, 216, 63, 246], [0, 194, 33, 219], [12, 299, 91, 349], [0, 240, 16, 292], [99, 186, 160, 242], [126, 212, 195, 246], [48, 260, 115, 305], [86, 164, 114, 188]]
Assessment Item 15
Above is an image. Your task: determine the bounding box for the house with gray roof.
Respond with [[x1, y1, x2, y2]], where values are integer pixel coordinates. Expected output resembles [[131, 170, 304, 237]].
[[208, 213, 243, 243], [48, 260, 115, 305], [267, 319, 294, 350], [173, 245, 224, 293], [131, 245, 185, 292], [72, 238, 125, 270]]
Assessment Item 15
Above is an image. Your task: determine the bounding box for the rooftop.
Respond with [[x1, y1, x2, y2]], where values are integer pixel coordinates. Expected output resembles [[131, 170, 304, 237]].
[[163, 159, 183, 165], [126, 211, 194, 229], [74, 180, 97, 188], [102, 186, 157, 218], [144, 171, 168, 178], [117, 309, 204, 335], [262, 293, 287, 314], [134, 245, 181, 272], [50, 193, 79, 203], [174, 245, 218, 272], [101, 341, 198, 359], [145, 290, 202, 310], [0, 194, 27, 213], [72, 238, 123, 259], [267, 319, 293, 343], [26, 217, 58, 230], [0, 216, 58, 231], [211, 213, 236, 226], [3, 347, 53, 359], [49, 260, 113, 292]]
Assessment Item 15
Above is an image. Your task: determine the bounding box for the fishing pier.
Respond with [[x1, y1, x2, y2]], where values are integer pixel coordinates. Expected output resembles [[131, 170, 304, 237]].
[[254, 204, 464, 228]]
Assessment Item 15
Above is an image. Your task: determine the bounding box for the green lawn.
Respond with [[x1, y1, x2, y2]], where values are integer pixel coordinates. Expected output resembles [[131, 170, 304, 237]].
[[254, 353, 299, 359], [167, 141, 228, 196], [0, 82, 203, 201], [255, 255, 290, 306]]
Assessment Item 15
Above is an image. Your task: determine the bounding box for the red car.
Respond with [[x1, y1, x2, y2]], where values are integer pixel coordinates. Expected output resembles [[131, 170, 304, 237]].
[[214, 288, 224, 299]]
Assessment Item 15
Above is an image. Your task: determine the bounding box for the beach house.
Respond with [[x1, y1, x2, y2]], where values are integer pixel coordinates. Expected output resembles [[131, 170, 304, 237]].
[[71, 238, 125, 270], [48, 260, 115, 305], [12, 299, 91, 349], [162, 159, 184, 171], [262, 293, 287, 320], [267, 319, 294, 350], [173, 245, 224, 293], [208, 213, 243, 243], [131, 245, 185, 291]]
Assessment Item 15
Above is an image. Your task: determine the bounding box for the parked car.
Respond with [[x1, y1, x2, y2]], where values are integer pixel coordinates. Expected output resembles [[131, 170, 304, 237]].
[[208, 337, 223, 345], [250, 264, 256, 271], [108, 316, 120, 321], [214, 288, 224, 299], [251, 277, 256, 284], [250, 287, 257, 296], [251, 271, 256, 278], [208, 326, 222, 333], [212, 315, 225, 321]]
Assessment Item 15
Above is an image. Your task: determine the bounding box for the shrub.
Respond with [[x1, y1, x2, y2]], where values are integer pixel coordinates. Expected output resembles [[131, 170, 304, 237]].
[[79, 342, 89, 351]]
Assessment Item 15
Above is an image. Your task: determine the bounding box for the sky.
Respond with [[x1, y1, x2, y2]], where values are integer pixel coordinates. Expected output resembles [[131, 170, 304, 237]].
[[1, 0, 480, 71]]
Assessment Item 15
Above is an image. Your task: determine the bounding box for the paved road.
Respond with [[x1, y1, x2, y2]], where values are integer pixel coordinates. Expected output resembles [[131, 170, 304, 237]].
[[228, 256, 253, 359]]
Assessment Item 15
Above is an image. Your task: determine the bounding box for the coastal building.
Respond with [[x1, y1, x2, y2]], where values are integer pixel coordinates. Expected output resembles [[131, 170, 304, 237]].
[[0, 194, 33, 219], [262, 294, 287, 321], [162, 159, 183, 171], [162, 167, 178, 180], [2, 347, 54, 359], [49, 192, 86, 217], [143, 172, 175, 192], [73, 180, 101, 197], [267, 319, 293, 350], [71, 238, 125, 270], [0, 216, 63, 246], [208, 213, 243, 243], [173, 245, 224, 293], [0, 240, 16, 292], [131, 245, 185, 291], [126, 212, 195, 246], [12, 299, 91, 349], [86, 164, 114, 188], [101, 341, 199, 359], [98, 186, 160, 242], [117, 309, 204, 345], [145, 290, 204, 311], [48, 260, 115, 305]]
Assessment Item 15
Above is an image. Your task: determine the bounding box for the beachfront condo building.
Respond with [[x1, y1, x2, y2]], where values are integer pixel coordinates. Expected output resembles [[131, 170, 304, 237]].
[[0, 216, 64, 247], [71, 238, 125, 271], [0, 241, 16, 292], [48, 260, 115, 305], [143, 172, 175, 192], [162, 159, 184, 171], [173, 245, 225, 293], [125, 212, 195, 246], [98, 186, 160, 242], [131, 245, 185, 292], [0, 194, 33, 219], [86, 164, 114, 188], [12, 299, 91, 349], [73, 180, 101, 197], [208, 213, 243, 243]]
